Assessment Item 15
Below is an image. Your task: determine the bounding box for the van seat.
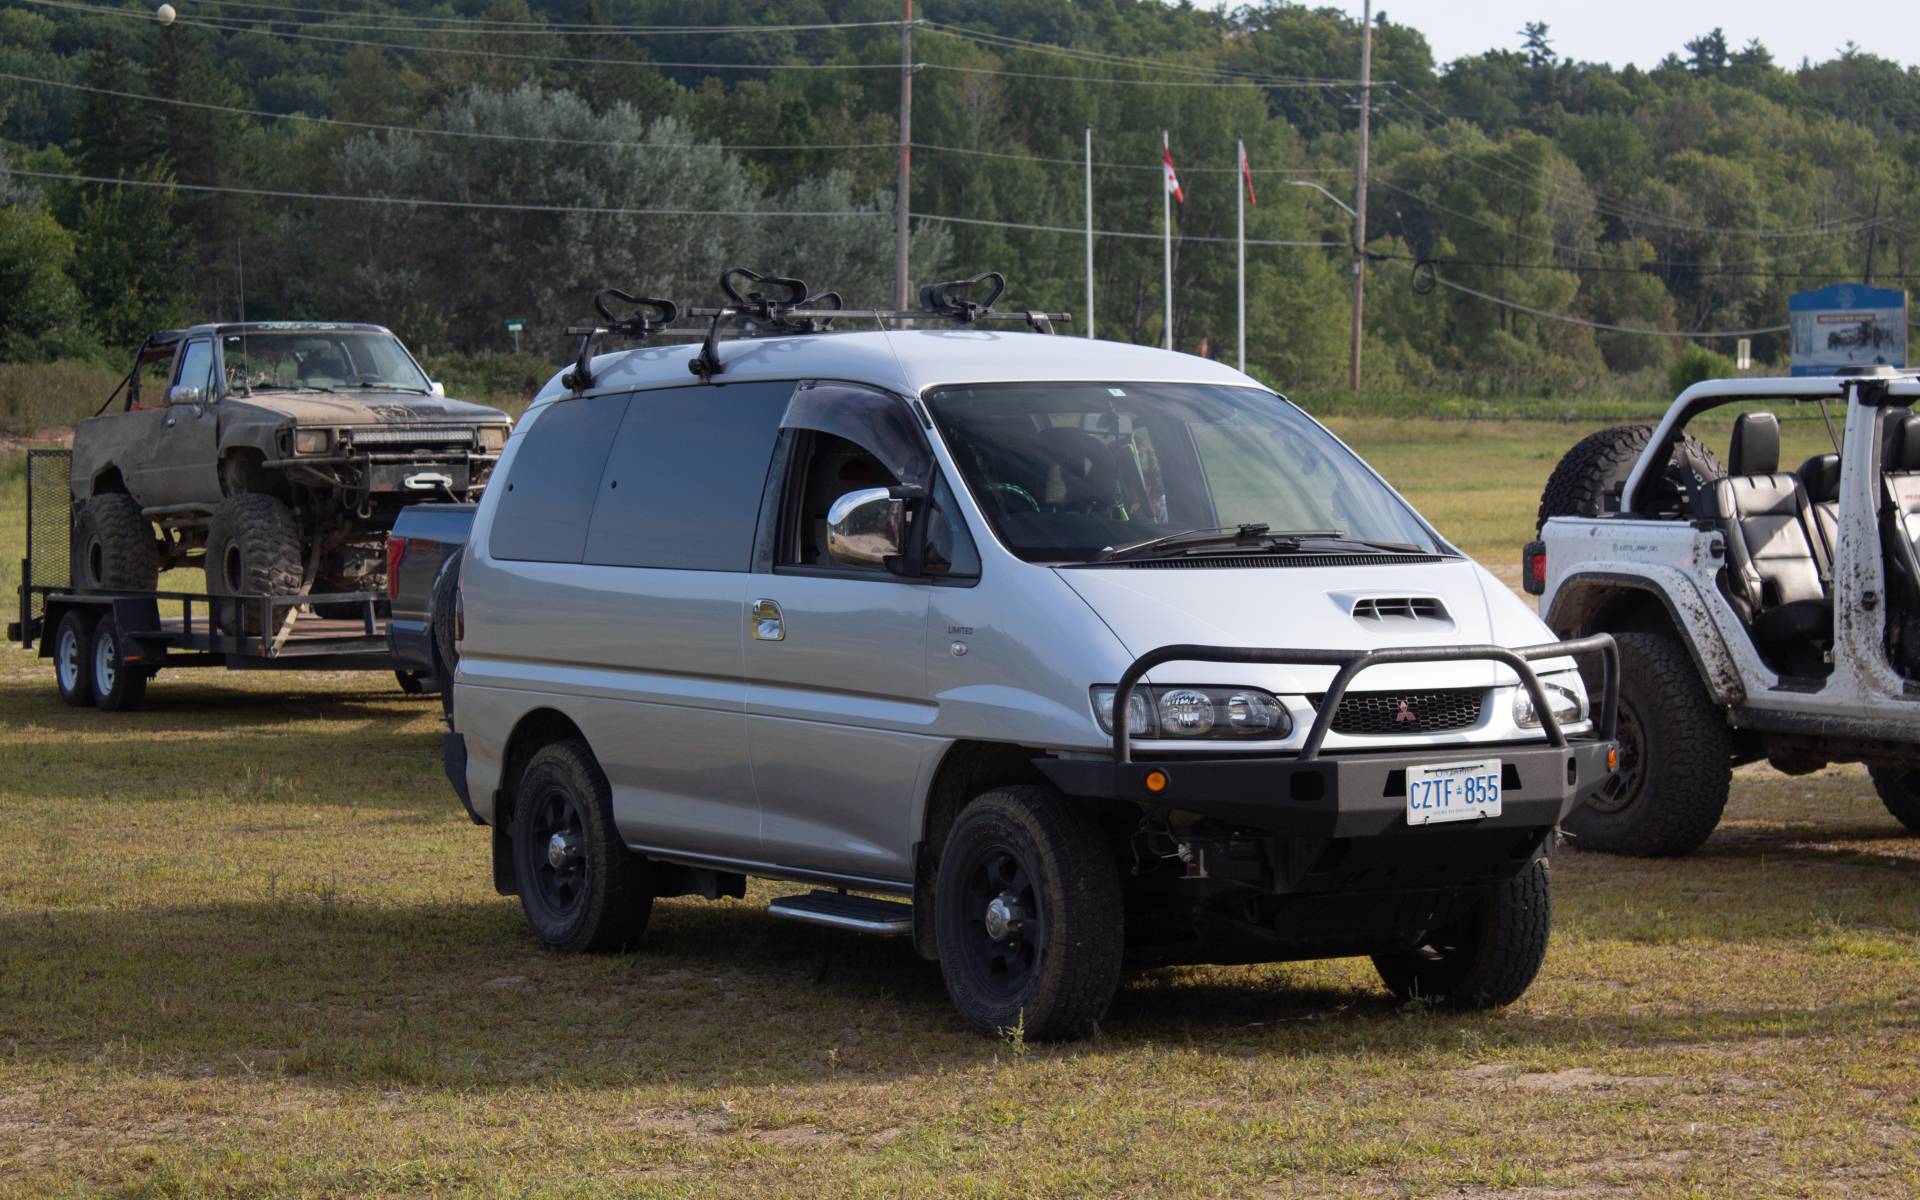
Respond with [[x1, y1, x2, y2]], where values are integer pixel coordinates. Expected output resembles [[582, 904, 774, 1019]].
[[1699, 412, 1829, 646]]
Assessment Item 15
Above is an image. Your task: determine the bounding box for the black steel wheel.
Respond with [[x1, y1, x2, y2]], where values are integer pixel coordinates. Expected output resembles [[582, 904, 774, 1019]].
[[53, 609, 97, 708], [510, 739, 652, 953], [933, 785, 1122, 1041], [89, 614, 149, 712], [1373, 857, 1552, 1010]]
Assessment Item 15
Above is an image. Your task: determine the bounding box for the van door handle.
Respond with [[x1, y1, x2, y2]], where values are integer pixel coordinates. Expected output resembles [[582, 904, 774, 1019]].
[[751, 598, 785, 641]]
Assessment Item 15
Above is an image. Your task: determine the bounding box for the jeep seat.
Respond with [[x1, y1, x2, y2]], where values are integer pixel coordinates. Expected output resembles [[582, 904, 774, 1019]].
[[1880, 415, 1920, 608], [1796, 453, 1841, 567], [1699, 412, 1830, 648]]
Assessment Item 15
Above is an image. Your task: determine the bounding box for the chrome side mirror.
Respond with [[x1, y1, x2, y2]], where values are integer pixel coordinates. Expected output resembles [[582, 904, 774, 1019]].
[[826, 487, 904, 568], [166, 384, 202, 407]]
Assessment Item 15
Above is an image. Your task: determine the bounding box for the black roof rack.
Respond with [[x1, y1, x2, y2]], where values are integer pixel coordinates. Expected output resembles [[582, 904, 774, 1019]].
[[558, 268, 1070, 391]]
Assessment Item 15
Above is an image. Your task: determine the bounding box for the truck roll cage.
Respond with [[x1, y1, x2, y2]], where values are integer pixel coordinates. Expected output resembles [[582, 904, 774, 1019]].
[[1111, 635, 1620, 763]]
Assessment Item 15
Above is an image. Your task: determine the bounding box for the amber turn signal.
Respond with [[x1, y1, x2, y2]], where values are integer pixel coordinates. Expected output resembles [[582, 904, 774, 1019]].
[[1144, 769, 1169, 794], [1606, 747, 1619, 772]]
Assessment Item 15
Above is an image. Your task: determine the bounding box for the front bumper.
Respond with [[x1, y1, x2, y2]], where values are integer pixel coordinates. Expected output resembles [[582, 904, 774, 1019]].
[[1038, 634, 1619, 839], [1036, 738, 1616, 836]]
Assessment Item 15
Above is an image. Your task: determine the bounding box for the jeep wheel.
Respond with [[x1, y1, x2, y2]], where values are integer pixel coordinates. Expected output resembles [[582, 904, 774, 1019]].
[[1373, 857, 1551, 1010], [1564, 630, 1732, 857], [72, 494, 158, 591], [205, 495, 305, 633], [511, 739, 653, 953], [89, 615, 149, 712], [1867, 767, 1920, 833], [53, 609, 97, 707], [1536, 424, 1721, 529], [933, 785, 1123, 1041]]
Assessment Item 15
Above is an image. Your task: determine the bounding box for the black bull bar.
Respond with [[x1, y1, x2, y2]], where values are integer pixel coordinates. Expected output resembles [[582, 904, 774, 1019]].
[[1035, 636, 1620, 835]]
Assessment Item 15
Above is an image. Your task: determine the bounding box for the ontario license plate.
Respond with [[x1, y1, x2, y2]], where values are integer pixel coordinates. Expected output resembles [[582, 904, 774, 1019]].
[[1406, 758, 1502, 826]]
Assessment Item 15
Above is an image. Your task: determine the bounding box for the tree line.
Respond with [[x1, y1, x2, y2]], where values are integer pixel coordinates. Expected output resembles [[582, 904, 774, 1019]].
[[1, 0, 1916, 395]]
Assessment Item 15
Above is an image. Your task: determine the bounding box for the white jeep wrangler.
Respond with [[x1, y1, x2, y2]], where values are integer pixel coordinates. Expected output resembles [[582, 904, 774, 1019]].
[[1528, 367, 1920, 856]]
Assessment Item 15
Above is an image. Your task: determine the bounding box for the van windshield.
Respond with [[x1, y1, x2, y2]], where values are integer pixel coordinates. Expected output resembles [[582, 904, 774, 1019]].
[[923, 382, 1443, 564]]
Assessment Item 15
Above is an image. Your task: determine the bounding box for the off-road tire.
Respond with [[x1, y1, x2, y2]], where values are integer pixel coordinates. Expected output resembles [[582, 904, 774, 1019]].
[[1868, 767, 1920, 833], [72, 494, 158, 591], [89, 614, 149, 712], [53, 609, 97, 707], [511, 739, 653, 953], [204, 494, 305, 634], [933, 785, 1124, 1041], [1564, 631, 1732, 856], [1536, 424, 1722, 530], [431, 548, 463, 681], [1373, 857, 1551, 1010]]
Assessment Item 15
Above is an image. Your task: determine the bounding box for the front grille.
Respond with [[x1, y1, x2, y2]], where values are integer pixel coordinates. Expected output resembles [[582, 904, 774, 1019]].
[[345, 427, 473, 447], [1307, 687, 1486, 735]]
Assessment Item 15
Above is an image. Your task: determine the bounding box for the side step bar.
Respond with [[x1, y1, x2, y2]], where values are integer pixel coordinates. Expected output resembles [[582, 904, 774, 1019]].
[[767, 890, 913, 937]]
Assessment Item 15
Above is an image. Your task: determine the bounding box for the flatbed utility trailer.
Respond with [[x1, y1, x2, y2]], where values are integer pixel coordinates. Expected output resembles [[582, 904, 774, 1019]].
[[9, 449, 412, 712]]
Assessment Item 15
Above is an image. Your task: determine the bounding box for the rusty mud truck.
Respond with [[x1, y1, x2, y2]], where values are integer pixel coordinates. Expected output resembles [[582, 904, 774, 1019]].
[[69, 323, 511, 616]]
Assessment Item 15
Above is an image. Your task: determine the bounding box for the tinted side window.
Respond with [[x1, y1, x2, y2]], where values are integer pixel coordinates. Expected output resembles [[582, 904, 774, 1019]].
[[489, 394, 631, 563], [583, 381, 791, 571], [173, 340, 215, 398]]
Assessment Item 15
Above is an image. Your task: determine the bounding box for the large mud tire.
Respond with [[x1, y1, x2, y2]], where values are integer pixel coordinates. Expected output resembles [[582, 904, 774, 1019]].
[[1867, 768, 1920, 834], [72, 494, 158, 591], [1373, 858, 1552, 1010], [431, 548, 463, 678], [1564, 631, 1732, 857], [1536, 424, 1722, 530], [934, 785, 1124, 1042], [204, 494, 305, 634]]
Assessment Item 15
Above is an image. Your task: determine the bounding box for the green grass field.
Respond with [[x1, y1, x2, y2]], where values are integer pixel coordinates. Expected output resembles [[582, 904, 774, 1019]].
[[3, 414, 1916, 1198]]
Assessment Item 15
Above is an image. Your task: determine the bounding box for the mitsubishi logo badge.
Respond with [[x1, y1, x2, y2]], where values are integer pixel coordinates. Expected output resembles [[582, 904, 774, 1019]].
[[1395, 699, 1418, 723]]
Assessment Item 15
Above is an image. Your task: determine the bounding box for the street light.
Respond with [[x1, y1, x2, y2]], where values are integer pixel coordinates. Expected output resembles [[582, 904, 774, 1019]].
[[1284, 179, 1357, 220], [1287, 179, 1366, 391]]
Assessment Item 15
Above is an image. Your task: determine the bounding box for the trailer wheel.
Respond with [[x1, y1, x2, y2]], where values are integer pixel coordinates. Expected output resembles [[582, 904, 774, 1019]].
[[53, 609, 97, 707], [1535, 424, 1722, 529], [933, 785, 1123, 1041], [1373, 857, 1551, 1010], [394, 669, 439, 696], [205, 494, 304, 634], [89, 615, 149, 712], [1868, 767, 1920, 833], [73, 494, 159, 591]]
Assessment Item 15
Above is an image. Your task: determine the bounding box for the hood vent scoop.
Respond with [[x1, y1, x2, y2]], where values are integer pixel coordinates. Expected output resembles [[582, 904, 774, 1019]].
[[1350, 596, 1452, 628]]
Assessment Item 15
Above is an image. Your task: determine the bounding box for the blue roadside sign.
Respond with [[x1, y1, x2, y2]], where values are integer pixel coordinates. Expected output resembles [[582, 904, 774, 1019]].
[[1789, 284, 1908, 375]]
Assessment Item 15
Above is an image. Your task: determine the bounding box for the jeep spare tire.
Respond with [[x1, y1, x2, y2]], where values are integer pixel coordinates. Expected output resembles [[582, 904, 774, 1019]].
[[1536, 424, 1722, 530], [205, 494, 304, 633], [73, 493, 159, 591]]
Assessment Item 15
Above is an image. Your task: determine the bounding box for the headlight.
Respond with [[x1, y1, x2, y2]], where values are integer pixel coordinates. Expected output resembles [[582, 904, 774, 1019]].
[[478, 426, 507, 452], [1513, 676, 1587, 729], [293, 428, 331, 455], [1091, 685, 1292, 740]]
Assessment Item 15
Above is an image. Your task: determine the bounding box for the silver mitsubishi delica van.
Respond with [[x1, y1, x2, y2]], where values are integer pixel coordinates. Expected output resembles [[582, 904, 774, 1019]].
[[441, 272, 1620, 1040]]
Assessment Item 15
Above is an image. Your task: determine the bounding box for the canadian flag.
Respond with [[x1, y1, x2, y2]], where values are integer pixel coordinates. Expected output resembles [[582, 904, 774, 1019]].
[[1162, 142, 1185, 204], [1239, 141, 1256, 205]]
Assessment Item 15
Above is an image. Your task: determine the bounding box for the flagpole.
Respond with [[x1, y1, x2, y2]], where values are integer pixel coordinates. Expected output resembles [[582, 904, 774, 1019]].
[[1236, 137, 1246, 373], [1163, 129, 1173, 351], [1085, 126, 1095, 339]]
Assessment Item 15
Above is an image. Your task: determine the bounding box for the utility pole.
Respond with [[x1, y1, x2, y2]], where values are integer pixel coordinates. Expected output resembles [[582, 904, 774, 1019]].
[[1349, 0, 1372, 392], [1085, 127, 1095, 338], [894, 0, 913, 311], [1163, 129, 1174, 351]]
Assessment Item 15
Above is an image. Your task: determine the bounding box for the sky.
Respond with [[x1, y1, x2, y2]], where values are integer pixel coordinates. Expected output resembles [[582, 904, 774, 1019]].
[[1266, 2, 1919, 71]]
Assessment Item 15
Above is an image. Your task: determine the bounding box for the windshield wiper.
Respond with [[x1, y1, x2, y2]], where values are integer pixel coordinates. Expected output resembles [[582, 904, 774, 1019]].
[[1094, 524, 1341, 562], [1285, 533, 1433, 555], [349, 383, 431, 394]]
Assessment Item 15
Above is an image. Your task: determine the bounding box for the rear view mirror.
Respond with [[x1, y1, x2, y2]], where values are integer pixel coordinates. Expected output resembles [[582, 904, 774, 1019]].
[[826, 488, 904, 568], [166, 384, 202, 407], [429, 380, 446, 398]]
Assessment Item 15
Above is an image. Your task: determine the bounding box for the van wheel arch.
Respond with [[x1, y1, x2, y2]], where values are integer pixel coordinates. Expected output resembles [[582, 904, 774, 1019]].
[[911, 741, 1129, 962], [491, 708, 591, 896]]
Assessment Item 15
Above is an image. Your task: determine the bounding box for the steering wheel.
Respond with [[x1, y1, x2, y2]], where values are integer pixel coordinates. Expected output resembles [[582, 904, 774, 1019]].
[[985, 482, 1040, 513]]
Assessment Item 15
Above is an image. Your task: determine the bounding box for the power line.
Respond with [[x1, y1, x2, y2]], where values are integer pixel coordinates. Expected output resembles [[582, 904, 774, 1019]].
[[916, 61, 1352, 89], [125, 0, 906, 37], [1428, 272, 1789, 338], [6, 167, 885, 219], [1376, 250, 1920, 282], [912, 140, 1345, 176], [0, 69, 895, 153], [21, 0, 902, 71], [918, 210, 1341, 247], [922, 23, 1363, 86]]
